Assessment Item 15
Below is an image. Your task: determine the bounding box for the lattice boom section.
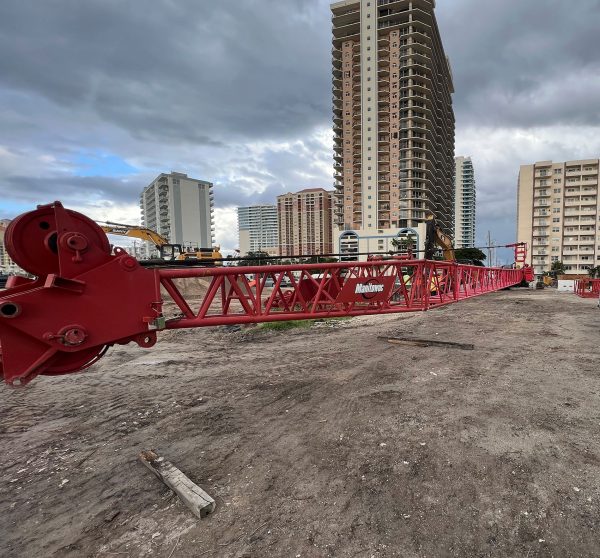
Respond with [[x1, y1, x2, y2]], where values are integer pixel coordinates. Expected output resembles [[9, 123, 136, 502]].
[[159, 260, 525, 329], [575, 279, 600, 299]]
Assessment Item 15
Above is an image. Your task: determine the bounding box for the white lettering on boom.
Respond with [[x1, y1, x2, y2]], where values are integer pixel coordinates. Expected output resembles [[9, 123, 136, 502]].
[[354, 283, 385, 294]]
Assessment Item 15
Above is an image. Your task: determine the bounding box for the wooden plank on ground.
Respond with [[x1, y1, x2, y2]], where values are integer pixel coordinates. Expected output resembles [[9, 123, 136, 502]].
[[380, 336, 475, 351], [139, 449, 215, 518]]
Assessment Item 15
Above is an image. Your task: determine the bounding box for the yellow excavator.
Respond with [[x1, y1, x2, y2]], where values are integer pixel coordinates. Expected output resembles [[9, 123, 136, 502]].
[[424, 211, 456, 261], [98, 221, 222, 266]]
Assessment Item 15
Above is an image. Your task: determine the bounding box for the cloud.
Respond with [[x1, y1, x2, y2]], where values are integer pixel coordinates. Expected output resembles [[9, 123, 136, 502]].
[[0, 0, 599, 258], [0, 0, 331, 143], [437, 0, 600, 128]]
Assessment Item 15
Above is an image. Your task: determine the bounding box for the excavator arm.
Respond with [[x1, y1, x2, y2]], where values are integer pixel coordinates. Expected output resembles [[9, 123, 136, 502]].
[[98, 221, 169, 249], [424, 212, 455, 261]]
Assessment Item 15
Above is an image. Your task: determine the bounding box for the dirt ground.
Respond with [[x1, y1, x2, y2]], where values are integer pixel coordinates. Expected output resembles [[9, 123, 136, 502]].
[[1, 289, 600, 557]]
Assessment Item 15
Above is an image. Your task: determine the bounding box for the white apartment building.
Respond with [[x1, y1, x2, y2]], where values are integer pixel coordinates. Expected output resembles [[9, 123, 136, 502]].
[[237, 205, 279, 256], [0, 219, 21, 274], [454, 156, 476, 248], [517, 159, 600, 275], [140, 172, 215, 256]]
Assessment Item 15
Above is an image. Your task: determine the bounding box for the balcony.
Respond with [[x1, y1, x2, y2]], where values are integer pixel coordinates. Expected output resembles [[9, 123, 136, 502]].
[[332, 21, 360, 41]]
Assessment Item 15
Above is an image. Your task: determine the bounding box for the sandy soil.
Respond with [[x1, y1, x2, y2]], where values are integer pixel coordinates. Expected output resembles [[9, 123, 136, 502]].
[[1, 289, 600, 557]]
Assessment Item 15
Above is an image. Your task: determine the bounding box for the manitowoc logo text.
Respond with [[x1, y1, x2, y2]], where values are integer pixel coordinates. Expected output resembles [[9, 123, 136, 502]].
[[354, 282, 385, 295]]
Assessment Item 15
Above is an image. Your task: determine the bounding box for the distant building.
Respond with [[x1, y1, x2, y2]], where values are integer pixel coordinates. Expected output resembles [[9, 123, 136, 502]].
[[331, 0, 455, 259], [454, 156, 476, 248], [124, 242, 146, 260], [277, 189, 334, 257], [140, 172, 215, 256], [237, 205, 279, 256], [0, 219, 21, 274], [517, 159, 600, 275]]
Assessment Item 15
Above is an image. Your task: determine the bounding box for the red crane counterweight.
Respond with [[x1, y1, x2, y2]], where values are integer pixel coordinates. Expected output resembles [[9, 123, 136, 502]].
[[0, 202, 533, 387]]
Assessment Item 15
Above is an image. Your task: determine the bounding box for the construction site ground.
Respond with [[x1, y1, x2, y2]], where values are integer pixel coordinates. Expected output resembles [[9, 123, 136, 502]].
[[2, 288, 600, 557]]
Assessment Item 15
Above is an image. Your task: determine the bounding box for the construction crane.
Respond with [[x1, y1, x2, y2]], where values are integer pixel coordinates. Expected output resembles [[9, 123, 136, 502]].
[[0, 202, 535, 386], [98, 221, 223, 265]]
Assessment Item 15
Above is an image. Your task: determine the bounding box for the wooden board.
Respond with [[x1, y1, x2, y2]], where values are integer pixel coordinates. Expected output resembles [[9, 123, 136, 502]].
[[380, 336, 475, 351], [139, 450, 215, 518]]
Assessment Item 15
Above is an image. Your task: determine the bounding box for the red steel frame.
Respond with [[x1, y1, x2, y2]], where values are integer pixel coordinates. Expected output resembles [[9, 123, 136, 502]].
[[158, 261, 525, 328], [0, 202, 533, 387], [575, 279, 600, 299]]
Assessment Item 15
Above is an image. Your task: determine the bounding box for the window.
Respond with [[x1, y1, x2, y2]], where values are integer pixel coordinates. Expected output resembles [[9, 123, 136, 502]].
[[553, 218, 560, 223]]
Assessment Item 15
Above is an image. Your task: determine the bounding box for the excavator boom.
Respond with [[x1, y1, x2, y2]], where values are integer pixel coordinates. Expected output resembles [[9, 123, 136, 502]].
[[424, 212, 455, 261], [98, 221, 170, 249]]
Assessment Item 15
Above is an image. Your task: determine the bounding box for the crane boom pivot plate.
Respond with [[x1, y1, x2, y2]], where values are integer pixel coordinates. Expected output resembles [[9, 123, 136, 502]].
[[0, 202, 533, 386]]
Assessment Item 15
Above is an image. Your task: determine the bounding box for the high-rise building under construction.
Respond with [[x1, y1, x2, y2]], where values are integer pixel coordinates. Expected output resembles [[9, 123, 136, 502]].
[[331, 0, 455, 257]]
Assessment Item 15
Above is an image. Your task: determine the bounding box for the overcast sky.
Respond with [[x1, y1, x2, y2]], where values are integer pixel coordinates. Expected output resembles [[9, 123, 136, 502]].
[[1, 0, 599, 259]]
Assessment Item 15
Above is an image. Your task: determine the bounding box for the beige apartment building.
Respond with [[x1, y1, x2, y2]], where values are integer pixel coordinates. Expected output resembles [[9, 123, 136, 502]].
[[277, 189, 334, 257], [517, 159, 600, 276], [332, 0, 455, 259]]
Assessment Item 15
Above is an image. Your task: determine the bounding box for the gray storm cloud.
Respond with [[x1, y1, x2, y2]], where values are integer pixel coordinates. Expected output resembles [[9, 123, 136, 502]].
[[1, 0, 599, 254]]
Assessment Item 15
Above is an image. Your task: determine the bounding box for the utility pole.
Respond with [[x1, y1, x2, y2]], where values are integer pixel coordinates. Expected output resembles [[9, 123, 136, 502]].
[[487, 231, 492, 267]]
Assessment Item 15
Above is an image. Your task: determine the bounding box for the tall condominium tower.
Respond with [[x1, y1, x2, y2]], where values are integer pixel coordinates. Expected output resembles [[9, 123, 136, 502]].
[[517, 159, 600, 276], [277, 189, 334, 257], [237, 205, 279, 256], [454, 156, 476, 248], [331, 0, 455, 258], [140, 172, 215, 254]]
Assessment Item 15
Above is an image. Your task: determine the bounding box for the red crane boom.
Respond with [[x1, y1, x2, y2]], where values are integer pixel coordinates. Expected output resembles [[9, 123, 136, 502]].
[[0, 202, 534, 386]]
